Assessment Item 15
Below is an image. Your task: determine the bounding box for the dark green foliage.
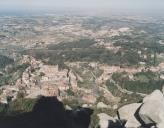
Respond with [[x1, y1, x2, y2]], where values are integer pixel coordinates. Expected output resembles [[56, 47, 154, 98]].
[[7, 98, 37, 115], [121, 50, 140, 66], [110, 71, 164, 94], [48, 39, 96, 50], [25, 34, 150, 67], [0, 63, 30, 86], [124, 80, 164, 94], [134, 70, 157, 80], [0, 75, 12, 86], [111, 32, 164, 67], [8, 63, 30, 74], [106, 80, 121, 96], [17, 92, 25, 99], [0, 98, 36, 117], [0, 55, 14, 69], [26, 47, 141, 67], [106, 79, 143, 107], [66, 88, 75, 96]]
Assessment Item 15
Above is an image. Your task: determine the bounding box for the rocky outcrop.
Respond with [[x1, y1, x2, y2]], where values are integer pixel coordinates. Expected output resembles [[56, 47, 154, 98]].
[[97, 102, 111, 109], [118, 103, 142, 128], [96, 90, 164, 128], [98, 113, 115, 128], [116, 90, 164, 128], [0, 85, 19, 104], [139, 90, 164, 128], [142, 90, 164, 103]]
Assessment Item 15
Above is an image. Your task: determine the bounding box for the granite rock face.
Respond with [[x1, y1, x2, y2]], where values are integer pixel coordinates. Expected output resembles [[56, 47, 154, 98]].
[[104, 90, 164, 128], [98, 113, 115, 128], [139, 90, 164, 128], [118, 103, 142, 128]]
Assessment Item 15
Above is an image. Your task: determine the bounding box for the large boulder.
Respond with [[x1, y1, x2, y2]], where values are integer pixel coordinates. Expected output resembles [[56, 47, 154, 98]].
[[158, 123, 164, 128], [118, 103, 142, 128], [139, 90, 164, 128], [98, 113, 115, 128], [143, 90, 164, 103]]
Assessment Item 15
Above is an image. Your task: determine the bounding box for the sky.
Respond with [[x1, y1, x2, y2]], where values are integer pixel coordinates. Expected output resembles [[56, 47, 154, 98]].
[[0, 0, 164, 14]]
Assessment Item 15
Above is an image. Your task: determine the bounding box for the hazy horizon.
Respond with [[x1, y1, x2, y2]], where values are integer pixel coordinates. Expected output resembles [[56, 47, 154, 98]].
[[0, 0, 164, 16]]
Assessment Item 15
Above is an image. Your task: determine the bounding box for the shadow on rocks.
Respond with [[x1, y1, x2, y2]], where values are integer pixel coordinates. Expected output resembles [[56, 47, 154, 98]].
[[107, 110, 126, 128], [108, 119, 126, 128], [134, 104, 156, 128], [0, 96, 93, 128]]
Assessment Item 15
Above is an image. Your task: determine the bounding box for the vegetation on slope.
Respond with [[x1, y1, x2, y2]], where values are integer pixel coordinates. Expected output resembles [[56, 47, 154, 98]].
[[107, 71, 164, 94], [0, 55, 14, 69]]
